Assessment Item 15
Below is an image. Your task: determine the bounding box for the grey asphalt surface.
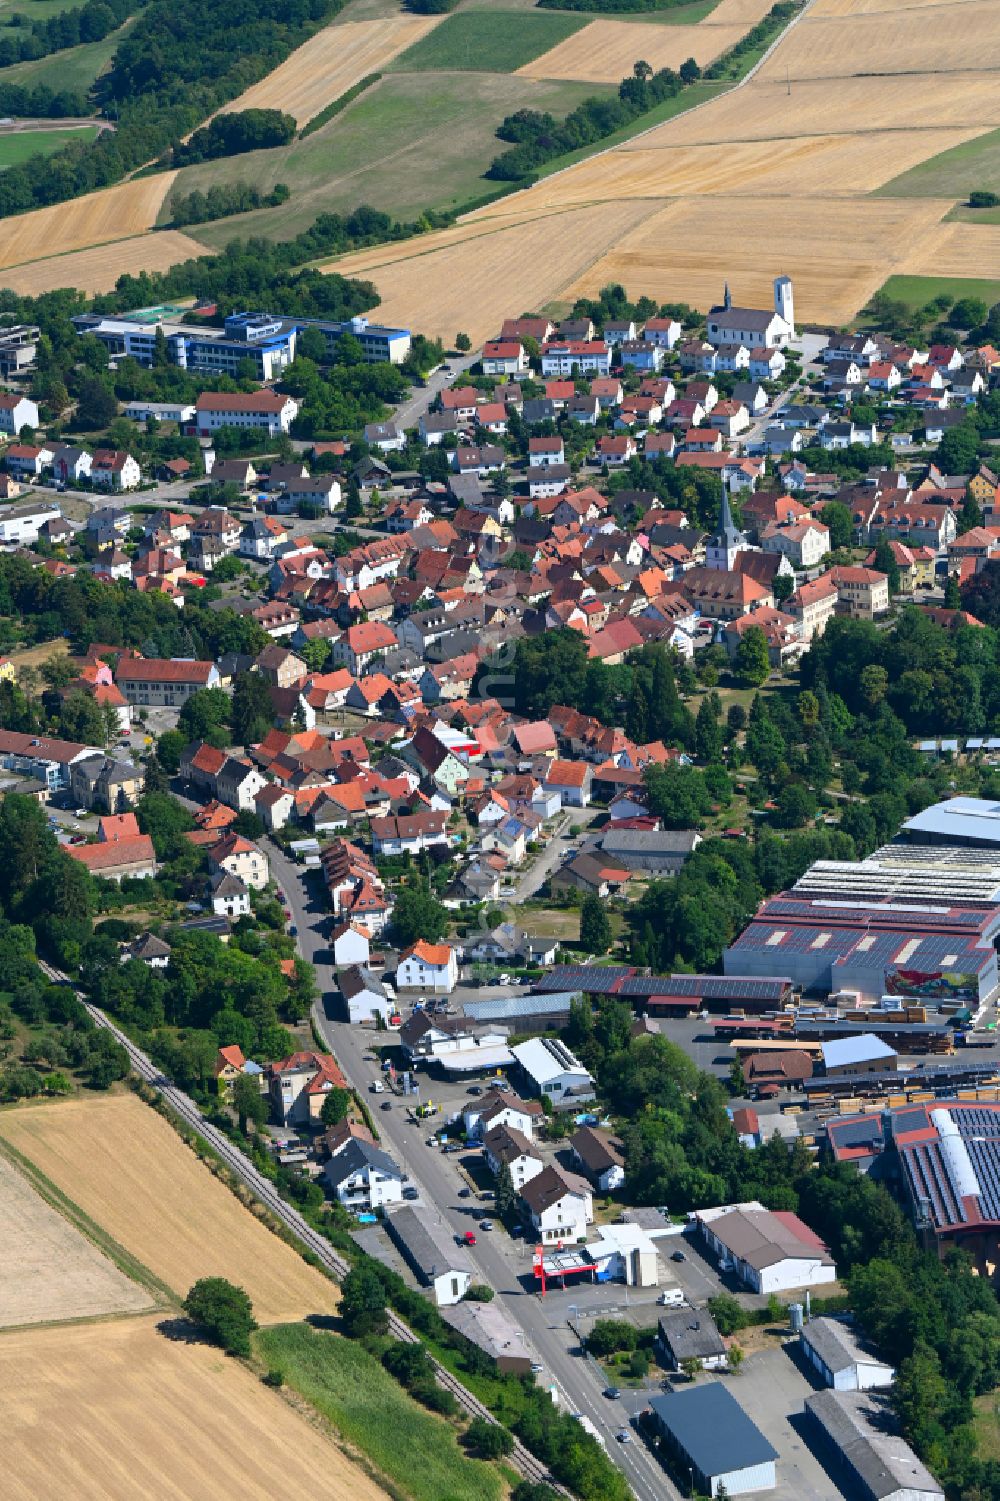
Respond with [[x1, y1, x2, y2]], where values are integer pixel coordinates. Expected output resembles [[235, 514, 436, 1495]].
[[267, 838, 681, 1501]]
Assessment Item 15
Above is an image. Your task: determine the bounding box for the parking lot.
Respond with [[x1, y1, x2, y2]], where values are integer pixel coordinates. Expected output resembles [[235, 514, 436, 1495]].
[[732, 1345, 849, 1501]]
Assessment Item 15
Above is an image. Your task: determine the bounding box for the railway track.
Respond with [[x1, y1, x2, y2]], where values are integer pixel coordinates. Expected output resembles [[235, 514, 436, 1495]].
[[39, 959, 560, 1491]]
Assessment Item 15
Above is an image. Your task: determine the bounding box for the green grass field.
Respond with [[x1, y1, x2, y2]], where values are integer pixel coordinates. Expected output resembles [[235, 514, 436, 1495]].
[[875, 273, 1000, 312], [256, 1324, 504, 1501], [0, 16, 129, 89], [0, 0, 87, 24], [0, 124, 97, 166], [461, 0, 720, 19], [391, 8, 586, 72], [174, 72, 605, 246], [876, 126, 1000, 202]]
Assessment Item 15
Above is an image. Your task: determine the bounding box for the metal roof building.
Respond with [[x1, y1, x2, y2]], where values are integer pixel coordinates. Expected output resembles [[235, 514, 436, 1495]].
[[805, 1389, 944, 1501], [901, 796, 1000, 849], [384, 1205, 474, 1306], [647, 1384, 778, 1496], [800, 1317, 894, 1392]]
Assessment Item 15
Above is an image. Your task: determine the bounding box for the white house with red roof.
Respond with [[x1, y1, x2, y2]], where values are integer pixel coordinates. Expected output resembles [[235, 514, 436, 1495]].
[[482, 340, 528, 377], [0, 392, 38, 435], [397, 939, 459, 994], [193, 390, 299, 436], [91, 450, 141, 491], [542, 758, 593, 808]]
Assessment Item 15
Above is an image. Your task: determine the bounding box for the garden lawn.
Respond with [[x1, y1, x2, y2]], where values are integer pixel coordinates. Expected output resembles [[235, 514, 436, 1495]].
[[256, 1323, 504, 1501], [390, 9, 586, 72]]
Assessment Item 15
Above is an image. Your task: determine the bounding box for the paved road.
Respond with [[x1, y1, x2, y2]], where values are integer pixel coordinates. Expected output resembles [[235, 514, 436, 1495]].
[[268, 840, 678, 1501], [393, 354, 478, 433], [513, 807, 601, 901]]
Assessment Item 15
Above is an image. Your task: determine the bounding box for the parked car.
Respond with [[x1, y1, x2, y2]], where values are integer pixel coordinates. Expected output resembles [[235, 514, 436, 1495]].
[[402, 1186, 419, 1200], [443, 1142, 461, 1154], [615, 1431, 631, 1444], [467, 1085, 482, 1096], [479, 1219, 494, 1231], [604, 1387, 621, 1400], [458, 1188, 472, 1198], [671, 1250, 686, 1262], [288, 924, 297, 937], [380, 1101, 393, 1112]]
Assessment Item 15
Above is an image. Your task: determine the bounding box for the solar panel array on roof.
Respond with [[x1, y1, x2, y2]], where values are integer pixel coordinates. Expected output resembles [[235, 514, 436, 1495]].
[[901, 1141, 967, 1226], [619, 974, 791, 1001], [533, 965, 633, 994], [763, 897, 989, 932], [829, 1116, 886, 1150]]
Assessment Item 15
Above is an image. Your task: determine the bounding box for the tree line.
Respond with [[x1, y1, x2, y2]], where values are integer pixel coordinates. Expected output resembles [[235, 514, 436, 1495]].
[[0, 81, 92, 118], [487, 58, 701, 181], [167, 181, 290, 226], [0, 0, 132, 70]]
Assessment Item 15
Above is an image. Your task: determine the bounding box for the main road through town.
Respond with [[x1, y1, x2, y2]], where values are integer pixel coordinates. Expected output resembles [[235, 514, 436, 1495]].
[[267, 841, 679, 1501]]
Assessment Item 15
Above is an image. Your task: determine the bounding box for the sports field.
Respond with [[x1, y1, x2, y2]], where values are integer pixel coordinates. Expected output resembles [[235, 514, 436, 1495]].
[[0, 125, 98, 169], [0, 1149, 152, 1329], [0, 1096, 337, 1323], [224, 14, 444, 125], [3, 1317, 393, 1501]]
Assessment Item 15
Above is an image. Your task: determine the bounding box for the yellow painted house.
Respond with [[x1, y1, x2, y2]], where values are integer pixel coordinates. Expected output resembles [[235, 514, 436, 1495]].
[[969, 465, 999, 510], [0, 658, 16, 685]]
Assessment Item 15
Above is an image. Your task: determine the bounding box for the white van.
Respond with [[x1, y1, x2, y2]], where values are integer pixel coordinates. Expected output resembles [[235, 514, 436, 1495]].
[[656, 1288, 685, 1308]]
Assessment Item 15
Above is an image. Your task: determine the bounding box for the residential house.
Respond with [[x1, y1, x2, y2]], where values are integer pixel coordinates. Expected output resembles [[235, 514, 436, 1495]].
[[210, 869, 251, 918], [520, 1165, 594, 1244], [396, 939, 459, 994], [571, 1125, 626, 1191], [656, 1309, 728, 1373], [542, 759, 592, 807], [340, 964, 393, 1025], [207, 831, 269, 889], [483, 1124, 544, 1190], [91, 450, 141, 491], [512, 1036, 595, 1105], [269, 1050, 349, 1126], [0, 392, 38, 434], [324, 1139, 403, 1211], [830, 565, 891, 618]]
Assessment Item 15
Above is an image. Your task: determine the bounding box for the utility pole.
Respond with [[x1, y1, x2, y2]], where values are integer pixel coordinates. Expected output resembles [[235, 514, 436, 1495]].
[[786, 64, 791, 96]]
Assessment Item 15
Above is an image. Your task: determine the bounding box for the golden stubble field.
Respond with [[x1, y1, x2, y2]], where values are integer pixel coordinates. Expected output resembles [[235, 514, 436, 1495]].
[[0, 174, 177, 273], [325, 0, 1000, 330], [2, 1316, 392, 1501], [224, 15, 443, 125], [0, 1096, 337, 1324], [0, 1149, 153, 1329], [517, 16, 750, 83], [2, 230, 208, 295]]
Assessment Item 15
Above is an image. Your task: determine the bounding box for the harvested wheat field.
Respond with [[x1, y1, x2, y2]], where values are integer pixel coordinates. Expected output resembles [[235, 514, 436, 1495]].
[[563, 194, 950, 323], [0, 174, 177, 273], [814, 0, 968, 13], [656, 73, 1000, 144], [0, 1097, 337, 1324], [756, 0, 1000, 80], [517, 126, 981, 206], [2, 1317, 391, 1501], [0, 1150, 152, 1329], [224, 15, 442, 126], [1, 229, 208, 295], [898, 219, 1000, 278], [518, 17, 746, 82], [327, 196, 659, 342]]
